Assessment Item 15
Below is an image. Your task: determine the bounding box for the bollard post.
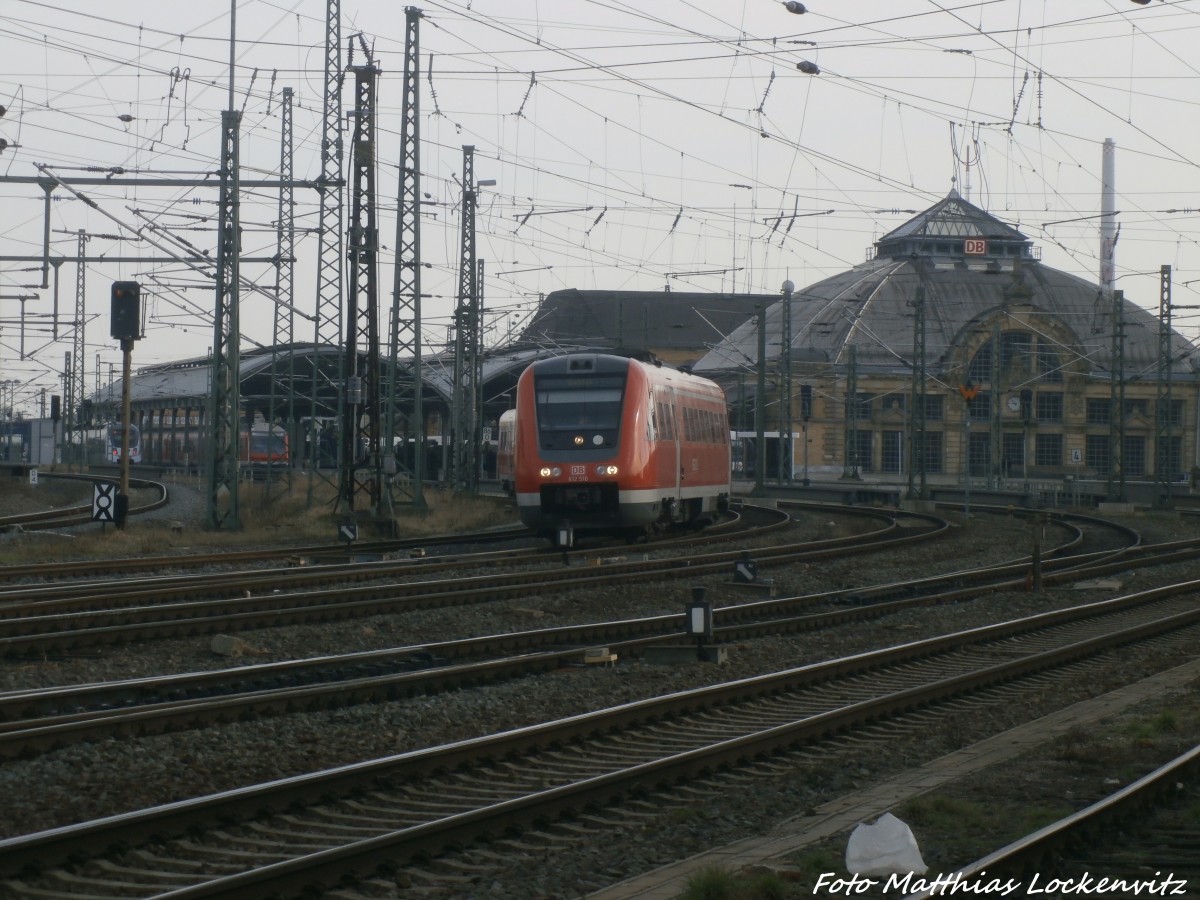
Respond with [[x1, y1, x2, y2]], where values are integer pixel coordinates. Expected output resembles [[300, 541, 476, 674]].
[[685, 586, 713, 661]]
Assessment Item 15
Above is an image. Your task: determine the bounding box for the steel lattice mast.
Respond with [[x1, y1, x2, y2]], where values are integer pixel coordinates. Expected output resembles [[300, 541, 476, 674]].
[[267, 86, 295, 500], [907, 282, 927, 499], [206, 106, 243, 530], [1107, 290, 1126, 502], [386, 6, 426, 510], [338, 45, 383, 515], [207, 4, 244, 530], [308, 0, 344, 508], [1154, 265, 1173, 509], [69, 229, 86, 470], [452, 145, 480, 492]]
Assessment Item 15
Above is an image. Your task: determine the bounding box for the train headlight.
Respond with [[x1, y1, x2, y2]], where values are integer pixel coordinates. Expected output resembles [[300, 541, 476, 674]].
[[540, 466, 562, 478], [573, 435, 584, 446], [596, 465, 618, 476], [540, 466, 552, 477]]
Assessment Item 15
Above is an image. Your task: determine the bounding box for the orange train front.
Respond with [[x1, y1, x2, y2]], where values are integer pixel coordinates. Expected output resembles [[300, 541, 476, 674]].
[[514, 352, 731, 546]]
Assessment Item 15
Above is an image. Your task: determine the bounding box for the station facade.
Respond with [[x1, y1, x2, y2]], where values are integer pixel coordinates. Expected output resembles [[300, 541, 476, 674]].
[[695, 191, 1200, 502], [71, 191, 1197, 502]]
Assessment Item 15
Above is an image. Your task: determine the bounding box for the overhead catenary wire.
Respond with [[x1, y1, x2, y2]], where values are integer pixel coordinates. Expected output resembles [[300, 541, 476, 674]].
[[1, 0, 1199, 401]]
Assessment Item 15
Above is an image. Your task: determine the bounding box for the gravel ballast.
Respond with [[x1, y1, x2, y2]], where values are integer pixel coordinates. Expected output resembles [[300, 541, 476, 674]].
[[3, 489, 1200, 899]]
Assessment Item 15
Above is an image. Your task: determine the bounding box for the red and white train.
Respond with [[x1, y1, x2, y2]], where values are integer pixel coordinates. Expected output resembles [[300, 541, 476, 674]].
[[496, 408, 517, 495], [139, 419, 289, 469], [513, 352, 731, 546]]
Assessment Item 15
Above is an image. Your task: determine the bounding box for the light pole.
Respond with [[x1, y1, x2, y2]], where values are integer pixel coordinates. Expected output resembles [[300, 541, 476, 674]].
[[963, 420, 971, 517], [958, 381, 978, 519], [800, 383, 811, 486], [755, 303, 767, 492], [780, 279, 794, 485]]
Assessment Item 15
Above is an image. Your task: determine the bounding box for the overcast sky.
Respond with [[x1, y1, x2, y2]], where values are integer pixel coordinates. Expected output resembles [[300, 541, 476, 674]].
[[2, 0, 1198, 412]]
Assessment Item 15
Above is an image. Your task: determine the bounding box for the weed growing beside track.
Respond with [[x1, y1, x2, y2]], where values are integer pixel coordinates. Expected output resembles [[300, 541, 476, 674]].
[[0, 473, 516, 565]]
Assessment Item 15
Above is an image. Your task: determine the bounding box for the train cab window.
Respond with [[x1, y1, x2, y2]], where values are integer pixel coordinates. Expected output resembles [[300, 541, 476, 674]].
[[535, 382, 624, 430], [251, 431, 287, 456]]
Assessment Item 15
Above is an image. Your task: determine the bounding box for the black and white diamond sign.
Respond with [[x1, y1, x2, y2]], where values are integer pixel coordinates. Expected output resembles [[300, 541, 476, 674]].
[[92, 482, 116, 522]]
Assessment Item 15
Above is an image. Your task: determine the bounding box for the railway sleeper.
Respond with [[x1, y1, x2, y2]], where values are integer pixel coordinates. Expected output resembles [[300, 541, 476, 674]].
[[34, 869, 194, 893], [403, 868, 479, 887], [127, 848, 239, 872], [176, 837, 289, 861]]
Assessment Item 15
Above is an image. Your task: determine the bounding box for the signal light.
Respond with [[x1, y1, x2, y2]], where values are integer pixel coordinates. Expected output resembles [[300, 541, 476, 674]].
[[800, 384, 813, 420], [110, 281, 141, 341]]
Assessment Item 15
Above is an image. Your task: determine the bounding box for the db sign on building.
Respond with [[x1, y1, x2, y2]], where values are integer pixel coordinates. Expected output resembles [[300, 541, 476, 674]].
[[964, 238, 987, 255]]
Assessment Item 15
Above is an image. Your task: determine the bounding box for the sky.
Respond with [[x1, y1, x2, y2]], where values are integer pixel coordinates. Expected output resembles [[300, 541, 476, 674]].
[[2, 0, 1199, 416]]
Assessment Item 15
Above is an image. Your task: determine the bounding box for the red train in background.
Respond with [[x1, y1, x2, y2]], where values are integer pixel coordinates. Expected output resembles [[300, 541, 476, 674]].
[[513, 352, 731, 546], [496, 408, 517, 495], [140, 419, 289, 469]]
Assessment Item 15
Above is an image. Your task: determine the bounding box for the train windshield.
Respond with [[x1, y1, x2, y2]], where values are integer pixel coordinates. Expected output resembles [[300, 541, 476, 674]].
[[110, 425, 138, 443], [535, 376, 625, 430], [251, 432, 287, 455]]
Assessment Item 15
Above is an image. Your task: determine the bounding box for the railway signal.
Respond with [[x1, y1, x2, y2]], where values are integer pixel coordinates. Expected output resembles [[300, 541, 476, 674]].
[[110, 280, 142, 529], [92, 482, 116, 523], [110, 282, 141, 341]]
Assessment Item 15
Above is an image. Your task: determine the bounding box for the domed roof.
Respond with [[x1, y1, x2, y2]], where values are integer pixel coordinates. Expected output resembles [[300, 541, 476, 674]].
[[694, 192, 1198, 382]]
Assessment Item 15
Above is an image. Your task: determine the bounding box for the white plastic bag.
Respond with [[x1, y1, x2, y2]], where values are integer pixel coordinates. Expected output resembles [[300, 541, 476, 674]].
[[845, 812, 928, 876]]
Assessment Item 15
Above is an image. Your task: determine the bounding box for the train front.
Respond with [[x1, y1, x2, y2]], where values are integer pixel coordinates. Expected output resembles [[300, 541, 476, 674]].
[[514, 354, 646, 544]]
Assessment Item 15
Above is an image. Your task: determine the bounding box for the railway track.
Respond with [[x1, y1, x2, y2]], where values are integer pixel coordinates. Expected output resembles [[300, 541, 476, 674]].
[[904, 743, 1200, 899], [0, 472, 169, 531], [0, 496, 768, 584], [0, 504, 938, 657], [1, 578, 1196, 898], [0, 506, 1155, 761]]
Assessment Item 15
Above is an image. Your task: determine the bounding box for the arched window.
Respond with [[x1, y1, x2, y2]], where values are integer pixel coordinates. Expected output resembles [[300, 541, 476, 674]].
[[967, 330, 1066, 384], [1036, 344, 1064, 383]]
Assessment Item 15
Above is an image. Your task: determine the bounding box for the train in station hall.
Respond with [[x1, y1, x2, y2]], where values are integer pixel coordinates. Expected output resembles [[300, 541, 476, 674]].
[[102, 421, 143, 464], [135, 418, 290, 470], [512, 351, 731, 546]]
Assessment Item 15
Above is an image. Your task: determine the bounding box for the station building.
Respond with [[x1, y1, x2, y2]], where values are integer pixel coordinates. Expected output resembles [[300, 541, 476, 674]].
[[72, 191, 1198, 503], [80, 290, 765, 473], [694, 190, 1200, 502]]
